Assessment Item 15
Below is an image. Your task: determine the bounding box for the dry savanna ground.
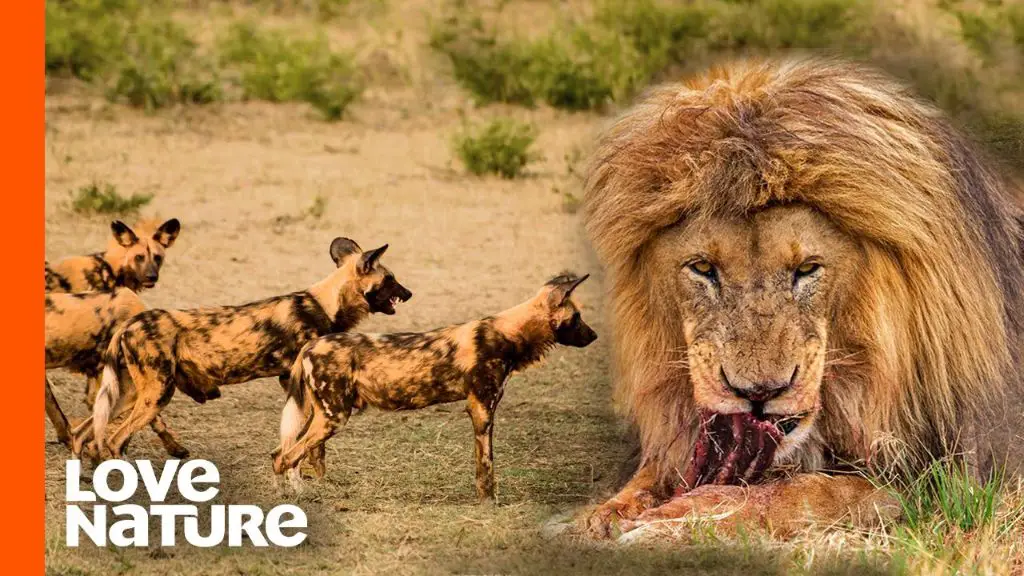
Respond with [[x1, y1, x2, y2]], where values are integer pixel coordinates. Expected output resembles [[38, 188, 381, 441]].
[[44, 1, 1024, 574]]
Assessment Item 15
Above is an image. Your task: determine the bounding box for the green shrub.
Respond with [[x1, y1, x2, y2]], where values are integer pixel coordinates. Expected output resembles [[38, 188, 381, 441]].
[[727, 0, 857, 51], [219, 22, 362, 120], [453, 119, 539, 178], [45, 0, 220, 109], [111, 18, 221, 109], [71, 183, 152, 215], [595, 0, 712, 68], [432, 14, 645, 110], [432, 0, 860, 111], [528, 29, 645, 111], [45, 0, 139, 81], [430, 15, 536, 106]]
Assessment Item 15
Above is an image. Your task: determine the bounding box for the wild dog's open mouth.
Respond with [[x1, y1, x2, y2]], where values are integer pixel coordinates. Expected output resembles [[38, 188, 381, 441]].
[[677, 410, 805, 494], [369, 290, 410, 315]]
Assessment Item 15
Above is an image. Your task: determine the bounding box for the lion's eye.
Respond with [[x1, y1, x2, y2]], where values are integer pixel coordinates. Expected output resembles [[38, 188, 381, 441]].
[[795, 262, 820, 276], [793, 261, 822, 287], [687, 260, 718, 282]]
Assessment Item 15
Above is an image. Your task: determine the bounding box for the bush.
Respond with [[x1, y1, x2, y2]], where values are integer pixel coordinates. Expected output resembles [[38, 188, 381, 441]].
[[111, 18, 221, 109], [431, 14, 645, 110], [453, 119, 539, 179], [71, 183, 153, 215], [219, 22, 362, 120], [45, 0, 136, 81], [429, 16, 536, 106], [432, 0, 859, 111], [45, 0, 220, 109]]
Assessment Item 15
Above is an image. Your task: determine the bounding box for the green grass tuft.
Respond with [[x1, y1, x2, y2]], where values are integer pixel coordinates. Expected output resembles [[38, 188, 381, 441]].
[[453, 119, 539, 179], [218, 22, 362, 120], [896, 460, 1003, 534], [71, 183, 153, 215]]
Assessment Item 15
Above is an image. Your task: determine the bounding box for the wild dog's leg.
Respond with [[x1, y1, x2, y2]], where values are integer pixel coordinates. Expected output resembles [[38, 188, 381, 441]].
[[277, 401, 338, 492], [584, 462, 667, 538], [621, 474, 899, 537], [305, 445, 328, 479], [105, 363, 174, 458], [466, 393, 496, 502], [44, 376, 72, 447], [278, 373, 327, 479], [84, 374, 100, 409], [276, 397, 339, 474], [72, 380, 136, 457], [149, 416, 189, 458]]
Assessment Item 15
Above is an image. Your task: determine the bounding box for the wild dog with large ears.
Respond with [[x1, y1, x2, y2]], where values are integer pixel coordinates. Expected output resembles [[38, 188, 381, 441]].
[[85, 237, 412, 460], [45, 218, 181, 293], [274, 272, 597, 499]]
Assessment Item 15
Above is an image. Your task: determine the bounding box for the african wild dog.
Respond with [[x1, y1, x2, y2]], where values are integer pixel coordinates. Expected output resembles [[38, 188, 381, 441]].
[[273, 272, 597, 501], [45, 218, 181, 441], [90, 237, 412, 460], [45, 218, 180, 293], [45, 289, 186, 457]]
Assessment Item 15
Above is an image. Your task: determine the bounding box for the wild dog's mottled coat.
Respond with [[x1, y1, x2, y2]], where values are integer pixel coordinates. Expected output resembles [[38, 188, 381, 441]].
[[274, 273, 597, 501], [45, 219, 180, 293], [45, 289, 185, 456], [90, 238, 411, 458]]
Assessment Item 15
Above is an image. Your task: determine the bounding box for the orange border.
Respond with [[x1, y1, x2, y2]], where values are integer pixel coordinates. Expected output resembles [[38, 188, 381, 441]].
[[0, 1, 44, 572]]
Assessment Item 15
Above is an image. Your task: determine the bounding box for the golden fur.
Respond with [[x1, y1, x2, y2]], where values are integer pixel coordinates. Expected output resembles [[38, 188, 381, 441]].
[[582, 58, 1024, 533]]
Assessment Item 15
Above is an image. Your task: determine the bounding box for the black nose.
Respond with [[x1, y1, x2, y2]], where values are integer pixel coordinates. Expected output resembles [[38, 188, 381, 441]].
[[146, 273, 158, 281], [730, 382, 787, 402], [722, 367, 797, 403]]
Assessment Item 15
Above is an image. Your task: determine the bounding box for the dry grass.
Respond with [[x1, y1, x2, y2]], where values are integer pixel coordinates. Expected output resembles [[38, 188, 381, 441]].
[[44, 0, 1023, 574]]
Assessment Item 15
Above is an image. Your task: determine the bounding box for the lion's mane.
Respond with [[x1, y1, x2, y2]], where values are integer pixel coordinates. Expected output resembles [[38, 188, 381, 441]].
[[583, 58, 1024, 483]]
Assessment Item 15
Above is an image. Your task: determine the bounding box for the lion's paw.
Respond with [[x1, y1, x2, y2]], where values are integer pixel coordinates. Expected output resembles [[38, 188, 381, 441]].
[[582, 490, 658, 539]]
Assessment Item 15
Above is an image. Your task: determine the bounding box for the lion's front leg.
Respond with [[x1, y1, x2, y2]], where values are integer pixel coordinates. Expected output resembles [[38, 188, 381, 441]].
[[584, 463, 668, 538], [621, 474, 899, 537]]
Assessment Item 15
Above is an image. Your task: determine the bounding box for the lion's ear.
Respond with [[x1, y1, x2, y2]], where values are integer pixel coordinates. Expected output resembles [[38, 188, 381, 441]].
[[548, 273, 589, 307]]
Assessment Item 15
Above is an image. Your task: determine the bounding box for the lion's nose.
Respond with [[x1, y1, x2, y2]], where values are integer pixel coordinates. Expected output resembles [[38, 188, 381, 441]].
[[721, 367, 798, 402], [730, 382, 787, 402]]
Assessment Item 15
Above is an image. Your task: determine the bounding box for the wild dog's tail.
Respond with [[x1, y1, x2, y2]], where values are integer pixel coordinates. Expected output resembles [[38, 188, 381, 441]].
[[285, 348, 308, 407], [274, 348, 314, 468], [93, 323, 131, 453]]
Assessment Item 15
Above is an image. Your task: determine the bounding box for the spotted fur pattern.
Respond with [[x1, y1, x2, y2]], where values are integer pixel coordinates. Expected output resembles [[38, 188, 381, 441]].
[[273, 273, 597, 501], [90, 238, 411, 459]]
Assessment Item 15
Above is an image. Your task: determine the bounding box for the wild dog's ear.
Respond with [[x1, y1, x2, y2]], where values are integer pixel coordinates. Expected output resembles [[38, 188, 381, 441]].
[[358, 244, 388, 274], [153, 218, 180, 248], [547, 273, 589, 307], [111, 221, 139, 247], [329, 237, 362, 266]]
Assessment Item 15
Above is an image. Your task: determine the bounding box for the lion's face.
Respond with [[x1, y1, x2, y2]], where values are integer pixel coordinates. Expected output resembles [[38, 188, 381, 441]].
[[649, 205, 862, 460]]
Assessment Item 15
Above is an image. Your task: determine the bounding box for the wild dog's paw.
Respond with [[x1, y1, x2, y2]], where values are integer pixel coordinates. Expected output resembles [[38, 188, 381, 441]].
[[299, 445, 327, 479], [582, 490, 658, 539]]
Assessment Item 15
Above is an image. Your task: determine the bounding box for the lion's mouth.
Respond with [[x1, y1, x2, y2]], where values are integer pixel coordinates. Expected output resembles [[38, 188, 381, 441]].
[[678, 410, 805, 494]]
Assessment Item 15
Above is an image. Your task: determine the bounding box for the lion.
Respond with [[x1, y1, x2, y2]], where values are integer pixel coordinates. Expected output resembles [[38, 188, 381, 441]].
[[581, 58, 1024, 538]]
